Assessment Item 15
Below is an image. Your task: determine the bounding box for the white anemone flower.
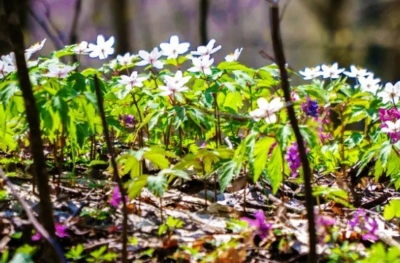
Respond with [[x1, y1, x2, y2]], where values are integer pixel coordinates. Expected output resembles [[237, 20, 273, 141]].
[[118, 71, 146, 90], [116, 52, 136, 67], [136, 48, 164, 69], [0, 61, 13, 79], [382, 120, 400, 134], [2, 52, 36, 70], [191, 39, 221, 57], [116, 71, 146, 99], [188, 55, 214, 75], [159, 70, 190, 96], [299, 66, 322, 80], [164, 70, 191, 86], [377, 81, 400, 104], [321, 63, 345, 79], [343, 65, 370, 79], [358, 74, 381, 94], [26, 39, 46, 55], [160, 35, 190, 59], [225, 48, 243, 62], [43, 63, 76, 79], [72, 41, 90, 55], [88, 35, 115, 60], [249, 97, 284, 123]]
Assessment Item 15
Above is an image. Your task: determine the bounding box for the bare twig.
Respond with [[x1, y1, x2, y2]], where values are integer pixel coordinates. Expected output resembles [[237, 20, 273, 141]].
[[3, 2, 62, 262], [69, 0, 82, 62], [280, 0, 292, 21], [0, 169, 68, 263], [266, 1, 317, 262], [27, 7, 64, 50], [93, 75, 128, 263]]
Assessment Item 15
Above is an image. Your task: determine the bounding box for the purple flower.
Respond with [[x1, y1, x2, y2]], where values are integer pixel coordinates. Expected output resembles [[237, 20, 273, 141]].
[[302, 97, 319, 118], [119, 114, 135, 126], [109, 185, 128, 208], [286, 142, 301, 177], [379, 108, 400, 122], [125, 114, 134, 125], [315, 214, 336, 243], [241, 210, 272, 240], [31, 232, 41, 241], [348, 208, 379, 241], [316, 214, 336, 227], [379, 108, 400, 143], [55, 223, 68, 238], [32, 223, 68, 241]]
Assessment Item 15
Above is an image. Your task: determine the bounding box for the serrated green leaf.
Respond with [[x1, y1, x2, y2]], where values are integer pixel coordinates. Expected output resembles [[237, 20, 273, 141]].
[[268, 144, 283, 194], [218, 160, 240, 192], [147, 174, 168, 197], [253, 137, 275, 182], [383, 199, 400, 220], [127, 175, 148, 199]]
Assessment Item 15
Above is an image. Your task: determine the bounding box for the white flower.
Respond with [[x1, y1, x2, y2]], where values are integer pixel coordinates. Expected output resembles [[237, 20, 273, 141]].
[[25, 39, 46, 55], [188, 55, 214, 75], [382, 120, 400, 134], [160, 35, 190, 59], [72, 41, 90, 55], [136, 48, 164, 69], [191, 39, 221, 57], [321, 63, 345, 79], [116, 71, 146, 99], [225, 48, 243, 62], [299, 66, 322, 80], [118, 71, 146, 90], [377, 82, 400, 104], [358, 74, 381, 94], [249, 97, 284, 123], [0, 61, 13, 79], [116, 52, 136, 67], [1, 52, 36, 71], [159, 70, 191, 96], [88, 35, 115, 60], [43, 63, 75, 78], [343, 65, 370, 79], [164, 70, 191, 86]]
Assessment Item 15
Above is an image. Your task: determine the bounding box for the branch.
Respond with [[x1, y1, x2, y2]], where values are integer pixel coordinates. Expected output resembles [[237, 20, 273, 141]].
[[27, 6, 64, 50], [266, 1, 317, 262], [0, 169, 67, 263], [93, 75, 128, 263]]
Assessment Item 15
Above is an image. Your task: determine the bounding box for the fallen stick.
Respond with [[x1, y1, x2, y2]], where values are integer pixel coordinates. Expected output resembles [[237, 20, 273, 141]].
[[0, 168, 68, 263]]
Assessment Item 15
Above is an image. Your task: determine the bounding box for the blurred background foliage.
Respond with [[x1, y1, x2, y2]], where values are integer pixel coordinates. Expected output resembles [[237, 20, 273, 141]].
[[0, 0, 399, 82]]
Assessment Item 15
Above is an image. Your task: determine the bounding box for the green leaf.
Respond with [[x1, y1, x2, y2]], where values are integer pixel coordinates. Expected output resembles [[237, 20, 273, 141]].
[[253, 137, 275, 182], [143, 147, 170, 169], [383, 199, 400, 220], [147, 174, 168, 197], [357, 145, 380, 176], [218, 160, 241, 192], [296, 84, 328, 103], [158, 168, 189, 182], [217, 62, 252, 72], [127, 175, 148, 199], [268, 144, 283, 194], [378, 140, 392, 167]]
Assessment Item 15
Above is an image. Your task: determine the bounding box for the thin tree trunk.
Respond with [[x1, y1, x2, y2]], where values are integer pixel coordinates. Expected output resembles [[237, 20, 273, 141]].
[[110, 0, 130, 54], [3, 1, 60, 262]]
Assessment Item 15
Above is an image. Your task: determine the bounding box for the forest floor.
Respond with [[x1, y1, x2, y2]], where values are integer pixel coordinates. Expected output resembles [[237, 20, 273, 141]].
[[1, 157, 400, 262]]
